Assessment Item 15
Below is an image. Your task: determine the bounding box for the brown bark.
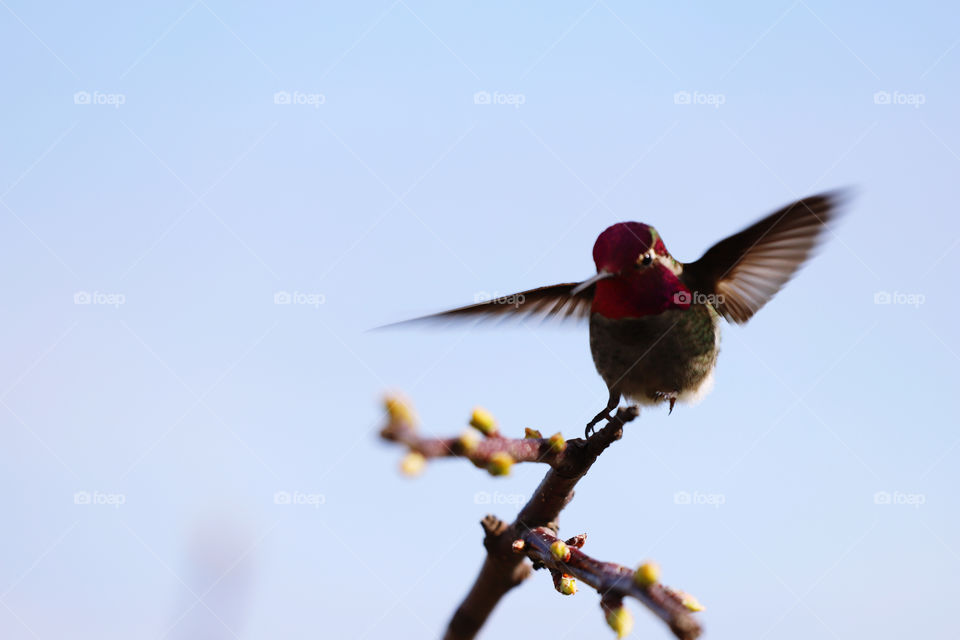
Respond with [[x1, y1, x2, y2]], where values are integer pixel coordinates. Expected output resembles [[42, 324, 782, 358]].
[[380, 402, 703, 639]]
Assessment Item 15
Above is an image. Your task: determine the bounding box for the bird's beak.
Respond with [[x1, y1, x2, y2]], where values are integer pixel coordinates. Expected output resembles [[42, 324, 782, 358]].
[[571, 270, 614, 296]]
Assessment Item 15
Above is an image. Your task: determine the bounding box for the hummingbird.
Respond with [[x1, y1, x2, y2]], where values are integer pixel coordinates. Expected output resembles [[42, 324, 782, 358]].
[[391, 191, 846, 436]]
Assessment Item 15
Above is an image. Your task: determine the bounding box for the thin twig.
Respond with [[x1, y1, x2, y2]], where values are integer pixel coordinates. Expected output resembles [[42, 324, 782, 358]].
[[523, 527, 701, 640], [381, 418, 564, 467]]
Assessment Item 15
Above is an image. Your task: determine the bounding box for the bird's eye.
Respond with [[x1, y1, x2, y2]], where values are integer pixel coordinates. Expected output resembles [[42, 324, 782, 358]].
[[638, 253, 654, 267]]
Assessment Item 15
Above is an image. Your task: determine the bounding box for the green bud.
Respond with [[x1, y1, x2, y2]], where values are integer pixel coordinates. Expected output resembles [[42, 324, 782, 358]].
[[487, 452, 514, 476], [605, 605, 633, 638], [633, 561, 660, 588], [549, 539, 571, 563], [547, 432, 566, 453], [399, 451, 426, 476], [470, 407, 498, 436]]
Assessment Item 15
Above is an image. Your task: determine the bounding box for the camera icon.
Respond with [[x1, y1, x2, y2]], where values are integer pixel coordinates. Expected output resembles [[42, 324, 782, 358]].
[[274, 491, 292, 505], [74, 291, 91, 305], [474, 491, 491, 505], [274, 291, 291, 305], [473, 90, 491, 105], [74, 91, 91, 105], [674, 90, 691, 105], [673, 490, 691, 505], [673, 291, 692, 305], [74, 491, 91, 505], [873, 491, 891, 505], [873, 291, 891, 305], [873, 90, 891, 105], [274, 90, 291, 105]]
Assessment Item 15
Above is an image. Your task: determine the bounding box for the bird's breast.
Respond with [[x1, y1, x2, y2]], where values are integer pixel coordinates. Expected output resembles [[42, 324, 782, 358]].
[[589, 305, 720, 404]]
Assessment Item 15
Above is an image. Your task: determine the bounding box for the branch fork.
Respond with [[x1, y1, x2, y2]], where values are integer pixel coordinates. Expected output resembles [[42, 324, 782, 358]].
[[379, 395, 703, 639]]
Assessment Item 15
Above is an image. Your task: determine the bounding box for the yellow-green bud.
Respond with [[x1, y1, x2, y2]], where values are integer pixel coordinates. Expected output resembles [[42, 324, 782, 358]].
[[384, 394, 417, 426], [487, 452, 514, 476], [679, 591, 705, 612], [470, 407, 498, 436], [605, 605, 634, 638], [524, 427, 542, 439], [558, 574, 577, 595], [399, 451, 426, 476], [457, 430, 480, 454], [547, 432, 566, 453], [633, 561, 660, 588], [549, 539, 571, 563]]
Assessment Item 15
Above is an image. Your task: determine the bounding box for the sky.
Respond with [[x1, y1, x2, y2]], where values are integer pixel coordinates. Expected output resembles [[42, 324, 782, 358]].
[[1, 1, 958, 639]]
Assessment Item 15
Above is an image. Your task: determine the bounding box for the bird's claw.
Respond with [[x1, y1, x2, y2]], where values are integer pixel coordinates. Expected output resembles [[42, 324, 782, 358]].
[[654, 391, 678, 415], [584, 410, 615, 439]]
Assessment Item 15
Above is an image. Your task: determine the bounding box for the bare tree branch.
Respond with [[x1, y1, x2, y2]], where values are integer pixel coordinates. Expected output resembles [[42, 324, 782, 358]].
[[379, 398, 704, 640], [522, 527, 702, 639], [380, 418, 564, 468]]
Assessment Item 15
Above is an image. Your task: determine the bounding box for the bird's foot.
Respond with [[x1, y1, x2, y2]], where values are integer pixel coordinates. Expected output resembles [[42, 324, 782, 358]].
[[585, 407, 620, 438], [654, 391, 678, 415], [586, 390, 624, 438]]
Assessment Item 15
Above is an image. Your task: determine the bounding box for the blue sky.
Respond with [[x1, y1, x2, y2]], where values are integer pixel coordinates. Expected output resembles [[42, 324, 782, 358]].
[[1, 1, 958, 638]]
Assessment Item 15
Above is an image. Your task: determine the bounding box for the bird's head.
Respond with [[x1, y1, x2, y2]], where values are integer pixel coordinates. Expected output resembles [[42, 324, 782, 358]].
[[577, 222, 692, 319]]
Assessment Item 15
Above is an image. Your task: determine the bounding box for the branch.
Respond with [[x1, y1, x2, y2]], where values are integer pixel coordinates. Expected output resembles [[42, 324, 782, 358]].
[[380, 412, 565, 472], [521, 527, 702, 639], [379, 397, 703, 639]]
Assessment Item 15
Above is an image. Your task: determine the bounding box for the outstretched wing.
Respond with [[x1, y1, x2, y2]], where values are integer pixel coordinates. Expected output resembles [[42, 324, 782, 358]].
[[681, 190, 848, 324], [381, 282, 595, 328]]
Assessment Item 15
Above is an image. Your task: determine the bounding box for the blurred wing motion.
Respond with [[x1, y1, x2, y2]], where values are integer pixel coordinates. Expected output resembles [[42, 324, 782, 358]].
[[382, 282, 595, 328], [681, 190, 847, 324]]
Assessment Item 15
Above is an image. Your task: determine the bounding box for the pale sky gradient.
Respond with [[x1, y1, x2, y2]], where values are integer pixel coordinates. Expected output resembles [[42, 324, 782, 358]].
[[1, 2, 958, 639]]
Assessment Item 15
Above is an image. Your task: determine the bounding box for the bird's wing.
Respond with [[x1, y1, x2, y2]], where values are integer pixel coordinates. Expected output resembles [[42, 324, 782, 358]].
[[681, 190, 848, 324], [380, 282, 594, 328]]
